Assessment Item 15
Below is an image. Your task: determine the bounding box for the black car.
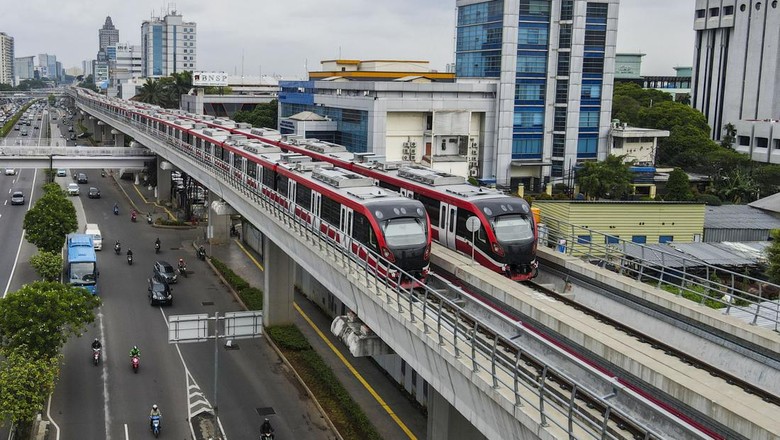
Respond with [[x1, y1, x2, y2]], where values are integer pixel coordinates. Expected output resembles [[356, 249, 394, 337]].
[[147, 274, 172, 306], [153, 261, 178, 284], [88, 187, 101, 198], [77, 173, 88, 184]]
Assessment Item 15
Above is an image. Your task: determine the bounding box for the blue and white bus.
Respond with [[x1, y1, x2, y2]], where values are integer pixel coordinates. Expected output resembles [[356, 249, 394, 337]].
[[65, 234, 98, 294]]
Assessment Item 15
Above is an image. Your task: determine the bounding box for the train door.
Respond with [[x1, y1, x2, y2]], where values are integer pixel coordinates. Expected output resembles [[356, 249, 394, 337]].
[[311, 192, 322, 230], [339, 205, 354, 246], [287, 179, 297, 214], [439, 203, 457, 250]]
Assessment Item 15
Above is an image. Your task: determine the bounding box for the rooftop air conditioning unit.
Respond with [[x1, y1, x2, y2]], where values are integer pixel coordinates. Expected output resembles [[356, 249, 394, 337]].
[[469, 168, 478, 177]]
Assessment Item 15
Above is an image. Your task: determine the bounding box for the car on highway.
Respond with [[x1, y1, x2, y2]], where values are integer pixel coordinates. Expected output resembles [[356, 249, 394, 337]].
[[77, 173, 88, 184], [153, 261, 178, 284], [13, 125, 19, 130], [5, 168, 15, 176], [56, 169, 67, 177], [88, 187, 101, 199], [68, 126, 74, 132], [67, 183, 79, 196], [147, 274, 173, 306], [10, 191, 24, 205]]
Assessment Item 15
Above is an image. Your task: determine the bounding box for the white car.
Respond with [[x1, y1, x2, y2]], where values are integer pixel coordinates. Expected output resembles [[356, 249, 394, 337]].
[[67, 183, 80, 196], [4, 168, 15, 175]]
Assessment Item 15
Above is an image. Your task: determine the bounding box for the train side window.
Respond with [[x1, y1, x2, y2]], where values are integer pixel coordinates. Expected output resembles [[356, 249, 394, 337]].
[[477, 227, 487, 243], [296, 185, 311, 211], [440, 206, 446, 229], [214, 145, 223, 161], [455, 208, 472, 237], [378, 181, 401, 193], [277, 175, 289, 198], [352, 213, 370, 244], [321, 197, 340, 226], [449, 209, 455, 233], [233, 153, 243, 169], [262, 167, 275, 189], [247, 161, 257, 179], [419, 194, 439, 224]]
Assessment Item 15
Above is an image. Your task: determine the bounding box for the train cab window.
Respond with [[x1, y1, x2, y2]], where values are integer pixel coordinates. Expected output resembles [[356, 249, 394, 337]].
[[492, 215, 534, 242], [352, 213, 371, 245], [382, 218, 427, 247]]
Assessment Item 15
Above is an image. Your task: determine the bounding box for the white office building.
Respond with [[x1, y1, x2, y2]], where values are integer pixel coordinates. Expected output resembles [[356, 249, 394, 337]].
[[14, 55, 34, 85], [692, 0, 780, 164], [0, 32, 14, 86], [141, 12, 197, 78]]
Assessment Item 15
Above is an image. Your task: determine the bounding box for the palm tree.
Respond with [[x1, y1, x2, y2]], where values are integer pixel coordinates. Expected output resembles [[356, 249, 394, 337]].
[[135, 78, 165, 106]]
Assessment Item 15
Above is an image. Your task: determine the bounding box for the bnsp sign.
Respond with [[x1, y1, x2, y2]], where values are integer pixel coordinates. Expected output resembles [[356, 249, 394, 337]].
[[193, 71, 228, 87]]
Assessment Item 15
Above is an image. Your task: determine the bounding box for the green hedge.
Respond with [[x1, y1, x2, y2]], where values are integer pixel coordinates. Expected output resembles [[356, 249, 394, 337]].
[[209, 257, 262, 310], [268, 325, 381, 440], [154, 218, 188, 226]]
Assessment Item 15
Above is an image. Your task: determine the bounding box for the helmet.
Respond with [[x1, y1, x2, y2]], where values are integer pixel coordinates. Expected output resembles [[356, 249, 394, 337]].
[[133, 345, 138, 350], [264, 418, 269, 422], [179, 258, 184, 263], [152, 404, 158, 410], [94, 338, 99, 342]]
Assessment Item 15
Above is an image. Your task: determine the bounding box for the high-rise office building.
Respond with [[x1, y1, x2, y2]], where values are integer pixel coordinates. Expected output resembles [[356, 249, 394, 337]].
[[14, 55, 34, 85], [108, 43, 143, 84], [99, 16, 120, 51], [692, 0, 780, 165], [455, 0, 619, 188], [0, 32, 14, 86], [38, 53, 59, 81], [141, 12, 197, 78]]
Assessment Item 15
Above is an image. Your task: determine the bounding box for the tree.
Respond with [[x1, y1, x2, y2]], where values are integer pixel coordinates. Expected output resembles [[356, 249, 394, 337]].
[[767, 230, 780, 284], [715, 168, 759, 204], [233, 99, 279, 129], [665, 168, 694, 201], [23, 183, 78, 253], [135, 78, 166, 106], [720, 123, 737, 149], [576, 155, 634, 200], [0, 347, 59, 426], [29, 251, 63, 281], [0, 281, 100, 357]]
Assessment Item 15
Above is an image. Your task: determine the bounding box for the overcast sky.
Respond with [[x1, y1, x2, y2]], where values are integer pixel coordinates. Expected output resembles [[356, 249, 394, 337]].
[[4, 0, 694, 78]]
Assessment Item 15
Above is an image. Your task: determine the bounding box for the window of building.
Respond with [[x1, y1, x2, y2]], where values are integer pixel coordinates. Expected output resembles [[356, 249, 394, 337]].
[[557, 52, 570, 76], [659, 235, 674, 244], [512, 137, 543, 158], [554, 108, 567, 131], [605, 235, 620, 244], [518, 26, 549, 46], [559, 24, 572, 48], [552, 134, 565, 157], [774, 139, 780, 150], [738, 135, 750, 146], [756, 137, 768, 148], [579, 111, 600, 128], [631, 235, 647, 244], [516, 53, 547, 74], [586, 3, 609, 21], [555, 79, 568, 103], [552, 160, 564, 178], [519, 0, 551, 17], [584, 29, 606, 47], [577, 137, 598, 156], [514, 109, 545, 129], [724, 5, 734, 14], [516, 82, 545, 101], [709, 7, 720, 17], [560, 0, 574, 20], [458, 1, 505, 26], [583, 55, 604, 74], [696, 9, 706, 18], [581, 83, 601, 100], [577, 235, 592, 244]]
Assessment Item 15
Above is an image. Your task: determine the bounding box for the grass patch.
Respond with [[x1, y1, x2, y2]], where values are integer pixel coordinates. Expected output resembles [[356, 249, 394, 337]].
[[268, 325, 382, 440], [210, 257, 263, 310], [661, 283, 727, 309]]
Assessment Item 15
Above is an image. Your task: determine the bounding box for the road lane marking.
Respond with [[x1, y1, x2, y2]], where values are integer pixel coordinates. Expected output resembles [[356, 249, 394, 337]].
[[3, 168, 37, 298], [124, 423, 128, 440], [98, 310, 112, 440], [46, 393, 61, 440], [234, 239, 263, 271], [295, 303, 418, 440]]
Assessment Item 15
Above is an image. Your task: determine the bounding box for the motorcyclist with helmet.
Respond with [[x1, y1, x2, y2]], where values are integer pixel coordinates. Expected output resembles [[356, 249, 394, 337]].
[[260, 418, 274, 439], [149, 404, 162, 430]]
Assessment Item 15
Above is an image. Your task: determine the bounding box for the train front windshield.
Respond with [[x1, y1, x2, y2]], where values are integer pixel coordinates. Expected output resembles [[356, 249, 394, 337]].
[[382, 218, 427, 247], [69, 262, 97, 285], [492, 215, 534, 242]]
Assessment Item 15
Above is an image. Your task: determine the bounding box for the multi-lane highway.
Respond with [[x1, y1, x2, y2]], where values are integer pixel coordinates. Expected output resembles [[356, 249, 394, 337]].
[[0, 104, 336, 439]]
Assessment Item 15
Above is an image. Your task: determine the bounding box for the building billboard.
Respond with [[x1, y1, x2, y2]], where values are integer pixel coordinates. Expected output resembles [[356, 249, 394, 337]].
[[193, 71, 228, 87]]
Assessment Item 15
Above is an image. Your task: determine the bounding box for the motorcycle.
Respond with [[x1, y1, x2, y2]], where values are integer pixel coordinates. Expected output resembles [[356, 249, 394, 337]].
[[113, 205, 119, 215], [150, 415, 161, 437], [260, 433, 274, 440], [155, 242, 160, 254], [146, 213, 153, 224], [101, 170, 106, 177], [92, 348, 101, 366], [114, 243, 121, 255], [178, 264, 187, 278], [127, 254, 133, 265], [131, 212, 137, 223], [131, 355, 139, 373], [197, 246, 206, 261]]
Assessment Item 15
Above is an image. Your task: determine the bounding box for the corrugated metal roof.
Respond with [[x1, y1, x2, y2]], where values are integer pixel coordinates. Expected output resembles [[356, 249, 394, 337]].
[[704, 205, 780, 229], [749, 191, 780, 214], [620, 241, 768, 268]]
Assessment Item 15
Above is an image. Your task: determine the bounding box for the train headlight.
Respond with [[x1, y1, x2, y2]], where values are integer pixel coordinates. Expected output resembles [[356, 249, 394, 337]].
[[382, 247, 396, 262], [492, 242, 504, 257]]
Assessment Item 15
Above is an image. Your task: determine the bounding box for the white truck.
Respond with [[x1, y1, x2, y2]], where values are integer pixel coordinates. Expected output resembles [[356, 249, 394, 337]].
[[84, 223, 103, 250]]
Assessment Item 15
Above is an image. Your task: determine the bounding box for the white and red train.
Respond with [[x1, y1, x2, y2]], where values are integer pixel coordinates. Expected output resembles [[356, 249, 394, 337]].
[[77, 88, 537, 281]]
